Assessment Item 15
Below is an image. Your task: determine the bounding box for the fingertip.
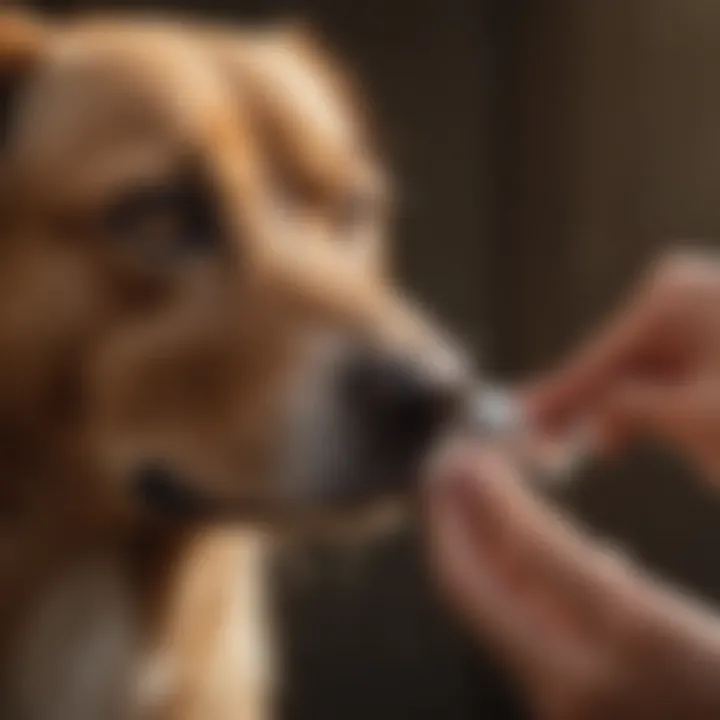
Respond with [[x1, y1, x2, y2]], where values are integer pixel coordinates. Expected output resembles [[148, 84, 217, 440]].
[[424, 438, 515, 493], [469, 446, 520, 489], [423, 437, 475, 490]]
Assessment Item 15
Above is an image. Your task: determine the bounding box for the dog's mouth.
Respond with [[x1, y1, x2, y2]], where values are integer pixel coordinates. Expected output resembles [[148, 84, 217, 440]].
[[131, 448, 430, 525], [130, 409, 451, 525], [131, 462, 293, 523]]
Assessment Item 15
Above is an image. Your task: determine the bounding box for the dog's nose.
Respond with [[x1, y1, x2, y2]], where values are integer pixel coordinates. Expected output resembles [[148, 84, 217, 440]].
[[343, 350, 460, 461]]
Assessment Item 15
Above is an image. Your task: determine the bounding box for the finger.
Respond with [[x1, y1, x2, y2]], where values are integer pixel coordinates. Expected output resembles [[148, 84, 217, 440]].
[[599, 380, 720, 465], [525, 275, 673, 432], [428, 443, 639, 633], [426, 469, 585, 684]]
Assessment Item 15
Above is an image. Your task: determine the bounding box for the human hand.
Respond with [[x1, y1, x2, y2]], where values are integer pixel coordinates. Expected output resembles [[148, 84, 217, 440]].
[[427, 441, 720, 719], [527, 252, 720, 479]]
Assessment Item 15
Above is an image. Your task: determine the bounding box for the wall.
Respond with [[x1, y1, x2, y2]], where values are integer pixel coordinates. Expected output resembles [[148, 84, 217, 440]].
[[489, 0, 720, 604]]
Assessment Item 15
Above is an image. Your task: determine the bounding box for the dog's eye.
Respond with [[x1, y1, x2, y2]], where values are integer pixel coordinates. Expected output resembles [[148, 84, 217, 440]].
[[106, 179, 220, 259]]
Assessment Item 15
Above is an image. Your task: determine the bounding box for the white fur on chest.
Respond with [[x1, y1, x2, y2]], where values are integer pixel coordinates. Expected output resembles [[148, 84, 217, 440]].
[[7, 555, 139, 720], [6, 534, 274, 720]]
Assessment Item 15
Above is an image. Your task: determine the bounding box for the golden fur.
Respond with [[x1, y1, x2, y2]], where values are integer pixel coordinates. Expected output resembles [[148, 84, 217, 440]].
[[0, 10, 463, 720]]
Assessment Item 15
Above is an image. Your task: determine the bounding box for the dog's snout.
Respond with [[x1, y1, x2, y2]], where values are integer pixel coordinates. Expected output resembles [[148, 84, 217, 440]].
[[343, 351, 457, 456]]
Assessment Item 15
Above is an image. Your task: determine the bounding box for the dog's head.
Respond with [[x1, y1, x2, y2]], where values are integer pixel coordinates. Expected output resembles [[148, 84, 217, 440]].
[[0, 12, 470, 527]]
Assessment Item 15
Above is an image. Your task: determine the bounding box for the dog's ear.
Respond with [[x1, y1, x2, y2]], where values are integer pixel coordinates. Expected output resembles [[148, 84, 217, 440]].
[[270, 19, 353, 87], [271, 19, 381, 154], [270, 19, 327, 57], [266, 19, 372, 129], [0, 11, 49, 147]]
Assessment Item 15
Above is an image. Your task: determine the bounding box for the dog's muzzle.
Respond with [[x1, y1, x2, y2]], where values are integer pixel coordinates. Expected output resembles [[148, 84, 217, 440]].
[[131, 339, 469, 523]]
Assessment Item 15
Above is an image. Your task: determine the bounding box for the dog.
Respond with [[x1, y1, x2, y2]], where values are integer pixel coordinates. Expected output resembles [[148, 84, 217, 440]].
[[0, 10, 470, 720]]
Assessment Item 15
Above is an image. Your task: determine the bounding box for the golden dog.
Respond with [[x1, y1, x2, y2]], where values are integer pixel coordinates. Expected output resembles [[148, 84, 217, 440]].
[[0, 10, 469, 720]]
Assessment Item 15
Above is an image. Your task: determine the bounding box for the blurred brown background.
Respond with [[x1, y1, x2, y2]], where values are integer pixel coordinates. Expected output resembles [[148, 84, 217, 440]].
[[27, 0, 720, 717]]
